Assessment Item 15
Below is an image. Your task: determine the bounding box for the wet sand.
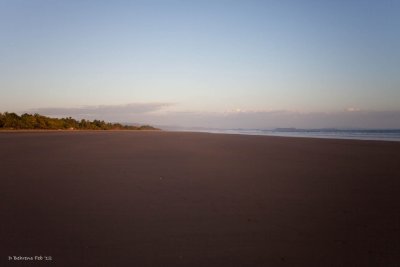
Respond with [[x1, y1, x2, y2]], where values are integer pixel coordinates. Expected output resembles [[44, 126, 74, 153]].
[[1, 131, 400, 266]]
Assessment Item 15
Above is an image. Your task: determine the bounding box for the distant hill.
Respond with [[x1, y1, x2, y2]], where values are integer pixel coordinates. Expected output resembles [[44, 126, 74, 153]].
[[0, 112, 159, 131]]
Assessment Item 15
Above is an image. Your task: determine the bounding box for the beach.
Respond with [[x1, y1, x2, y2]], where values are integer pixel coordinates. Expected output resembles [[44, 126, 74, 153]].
[[1, 131, 400, 266]]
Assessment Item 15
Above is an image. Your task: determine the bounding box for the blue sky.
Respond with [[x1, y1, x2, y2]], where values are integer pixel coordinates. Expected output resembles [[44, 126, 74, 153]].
[[1, 0, 399, 128]]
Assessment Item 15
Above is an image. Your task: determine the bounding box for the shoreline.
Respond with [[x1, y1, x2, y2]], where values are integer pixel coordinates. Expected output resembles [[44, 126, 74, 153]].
[[172, 129, 400, 142], [0, 129, 160, 133], [3, 128, 399, 143]]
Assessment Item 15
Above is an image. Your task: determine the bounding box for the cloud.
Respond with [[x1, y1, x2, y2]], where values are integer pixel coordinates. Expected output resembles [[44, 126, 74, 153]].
[[346, 107, 361, 112], [144, 110, 400, 129], [25, 104, 400, 129], [29, 103, 172, 117]]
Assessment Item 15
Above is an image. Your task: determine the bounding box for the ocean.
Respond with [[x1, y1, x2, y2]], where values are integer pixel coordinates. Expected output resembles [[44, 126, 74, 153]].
[[180, 128, 400, 142]]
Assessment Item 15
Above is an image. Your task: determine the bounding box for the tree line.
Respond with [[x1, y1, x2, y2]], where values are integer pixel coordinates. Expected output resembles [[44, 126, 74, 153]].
[[0, 112, 158, 130]]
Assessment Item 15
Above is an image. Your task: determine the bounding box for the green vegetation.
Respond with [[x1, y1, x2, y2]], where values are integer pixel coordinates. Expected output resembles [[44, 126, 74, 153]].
[[0, 112, 159, 130]]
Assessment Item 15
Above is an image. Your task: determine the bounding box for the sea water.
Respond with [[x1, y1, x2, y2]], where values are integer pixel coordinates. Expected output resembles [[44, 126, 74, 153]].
[[182, 128, 400, 142]]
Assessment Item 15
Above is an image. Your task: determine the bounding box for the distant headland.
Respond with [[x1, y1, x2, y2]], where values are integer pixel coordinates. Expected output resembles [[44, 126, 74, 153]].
[[0, 112, 158, 130]]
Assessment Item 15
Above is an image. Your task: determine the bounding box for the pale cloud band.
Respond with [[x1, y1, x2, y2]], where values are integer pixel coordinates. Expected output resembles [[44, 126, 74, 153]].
[[26, 103, 400, 129], [147, 110, 400, 129], [29, 103, 172, 117]]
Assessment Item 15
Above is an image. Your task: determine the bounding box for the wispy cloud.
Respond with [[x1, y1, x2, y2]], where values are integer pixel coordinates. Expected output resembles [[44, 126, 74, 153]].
[[346, 107, 361, 112], [142, 110, 400, 129], [25, 104, 400, 129], [29, 103, 172, 117]]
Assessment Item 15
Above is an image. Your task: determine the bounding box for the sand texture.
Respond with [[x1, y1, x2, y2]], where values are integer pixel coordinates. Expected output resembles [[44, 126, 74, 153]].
[[1, 131, 400, 266]]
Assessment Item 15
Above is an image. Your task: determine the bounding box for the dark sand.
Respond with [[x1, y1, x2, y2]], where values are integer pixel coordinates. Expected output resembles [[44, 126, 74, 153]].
[[1, 131, 400, 266]]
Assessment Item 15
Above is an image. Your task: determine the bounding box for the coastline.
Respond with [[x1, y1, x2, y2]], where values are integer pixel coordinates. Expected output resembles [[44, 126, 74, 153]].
[[0, 129, 160, 133], [1, 128, 400, 143], [173, 129, 400, 142]]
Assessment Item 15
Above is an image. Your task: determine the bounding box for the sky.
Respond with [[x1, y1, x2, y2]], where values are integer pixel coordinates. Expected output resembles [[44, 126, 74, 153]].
[[1, 0, 399, 128]]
